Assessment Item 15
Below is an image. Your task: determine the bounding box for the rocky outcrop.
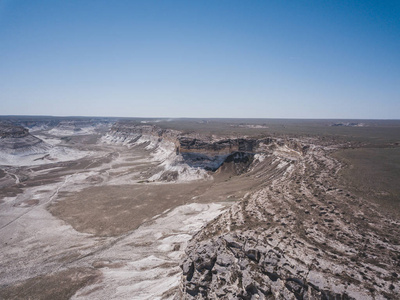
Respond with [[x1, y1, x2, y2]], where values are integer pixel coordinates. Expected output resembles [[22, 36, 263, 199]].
[[105, 122, 300, 174], [0, 119, 106, 166], [177, 137, 264, 155], [0, 122, 48, 154], [106, 123, 397, 298], [47, 119, 111, 136], [104, 122, 180, 147], [0, 122, 29, 138], [178, 145, 400, 299]]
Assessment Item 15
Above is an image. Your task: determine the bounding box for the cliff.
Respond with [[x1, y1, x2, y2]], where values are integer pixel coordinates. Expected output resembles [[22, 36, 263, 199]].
[[105, 122, 293, 173], [178, 145, 400, 300], [105, 122, 400, 299], [0, 122, 48, 154], [0, 122, 29, 138]]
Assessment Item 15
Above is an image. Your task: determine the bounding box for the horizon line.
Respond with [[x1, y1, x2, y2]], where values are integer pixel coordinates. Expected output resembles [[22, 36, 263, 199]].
[[0, 115, 399, 121]]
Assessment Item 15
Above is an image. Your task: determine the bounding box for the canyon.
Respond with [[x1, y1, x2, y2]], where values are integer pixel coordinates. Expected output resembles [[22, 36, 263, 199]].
[[0, 117, 399, 299]]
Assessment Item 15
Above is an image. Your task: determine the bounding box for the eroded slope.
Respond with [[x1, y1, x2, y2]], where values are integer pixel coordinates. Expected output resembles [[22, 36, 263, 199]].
[[179, 143, 400, 299]]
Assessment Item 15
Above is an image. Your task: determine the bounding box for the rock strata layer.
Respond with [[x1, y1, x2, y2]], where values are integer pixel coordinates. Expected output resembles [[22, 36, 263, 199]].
[[0, 122, 29, 138], [106, 122, 400, 299], [107, 122, 302, 173], [177, 143, 400, 299], [0, 122, 48, 154]]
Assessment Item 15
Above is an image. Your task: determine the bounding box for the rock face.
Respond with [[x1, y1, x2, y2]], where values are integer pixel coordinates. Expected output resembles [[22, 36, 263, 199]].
[[0, 122, 29, 138], [48, 119, 111, 136], [106, 122, 399, 299], [178, 144, 400, 299], [177, 137, 262, 155], [106, 122, 285, 173], [0, 122, 48, 154], [104, 122, 180, 146]]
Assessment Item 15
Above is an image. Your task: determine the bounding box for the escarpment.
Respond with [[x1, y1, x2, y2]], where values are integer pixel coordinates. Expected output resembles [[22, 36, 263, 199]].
[[0, 122, 48, 154], [178, 145, 400, 299], [0, 122, 29, 138], [177, 137, 261, 155], [106, 122, 302, 174], [105, 122, 399, 299]]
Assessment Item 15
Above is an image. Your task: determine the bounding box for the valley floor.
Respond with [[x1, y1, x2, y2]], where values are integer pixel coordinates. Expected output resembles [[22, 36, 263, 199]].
[[0, 133, 261, 299]]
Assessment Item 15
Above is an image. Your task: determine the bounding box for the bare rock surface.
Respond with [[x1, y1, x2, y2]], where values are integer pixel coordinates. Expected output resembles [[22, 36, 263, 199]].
[[0, 122, 47, 154], [0, 122, 29, 138], [179, 143, 400, 299], [99, 121, 400, 299]]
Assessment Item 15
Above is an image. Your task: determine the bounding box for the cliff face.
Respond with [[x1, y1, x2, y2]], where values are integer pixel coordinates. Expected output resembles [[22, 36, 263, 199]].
[[177, 137, 264, 155], [105, 122, 400, 299], [0, 122, 29, 138], [0, 122, 47, 154], [106, 122, 289, 173], [178, 145, 400, 300], [105, 122, 180, 147]]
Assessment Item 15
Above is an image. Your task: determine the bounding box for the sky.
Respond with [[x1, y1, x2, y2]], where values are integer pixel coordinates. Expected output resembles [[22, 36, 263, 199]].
[[0, 0, 399, 119]]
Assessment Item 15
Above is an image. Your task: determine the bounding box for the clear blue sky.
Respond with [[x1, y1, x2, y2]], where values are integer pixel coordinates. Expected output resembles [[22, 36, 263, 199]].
[[0, 0, 399, 118]]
